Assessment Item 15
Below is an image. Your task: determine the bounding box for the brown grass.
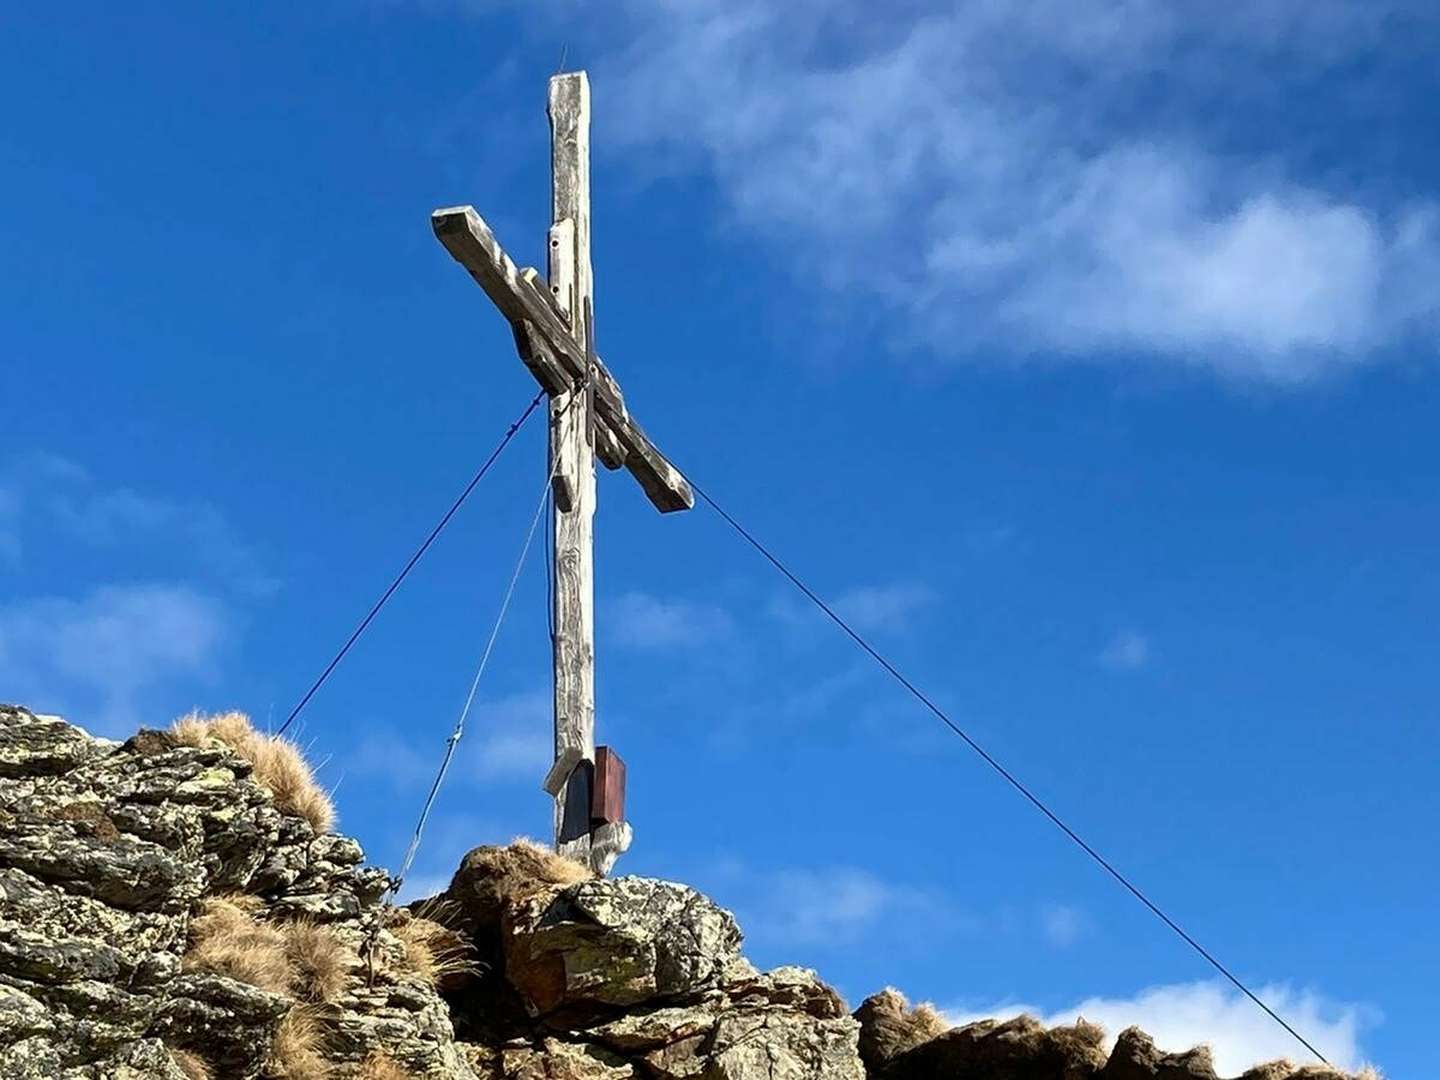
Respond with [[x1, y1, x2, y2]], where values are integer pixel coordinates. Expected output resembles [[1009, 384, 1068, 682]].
[[1048, 1016, 1108, 1067], [508, 836, 593, 887], [171, 710, 335, 833], [854, 987, 950, 1067], [169, 1047, 213, 1080], [1240, 1063, 1298, 1080], [171, 712, 213, 747], [444, 836, 593, 934], [186, 896, 352, 1003], [354, 1053, 414, 1080], [266, 1006, 331, 1080], [387, 911, 476, 988], [285, 920, 351, 1003], [185, 895, 292, 995]]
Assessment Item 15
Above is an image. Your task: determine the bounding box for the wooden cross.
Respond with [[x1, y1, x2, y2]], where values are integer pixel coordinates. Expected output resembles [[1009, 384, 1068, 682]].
[[431, 71, 693, 874]]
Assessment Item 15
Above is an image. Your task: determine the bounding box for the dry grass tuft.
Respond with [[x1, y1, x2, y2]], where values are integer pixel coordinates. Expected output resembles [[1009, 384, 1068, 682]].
[[169, 1047, 213, 1080], [508, 836, 593, 887], [266, 1005, 331, 1080], [171, 710, 335, 833], [185, 895, 292, 995], [1048, 1015, 1108, 1066], [285, 920, 351, 1003], [1240, 1062, 1298, 1080], [388, 911, 476, 988], [170, 712, 213, 748], [853, 987, 950, 1067], [354, 1052, 414, 1080], [186, 896, 355, 1004], [444, 836, 593, 935]]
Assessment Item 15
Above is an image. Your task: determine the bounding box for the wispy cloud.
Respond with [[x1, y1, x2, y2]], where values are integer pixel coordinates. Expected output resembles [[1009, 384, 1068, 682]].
[[345, 690, 553, 791], [467, 690, 552, 782], [0, 454, 272, 592], [1099, 629, 1151, 671], [943, 980, 1378, 1075], [770, 582, 934, 636], [597, 1, 1439, 381], [611, 590, 732, 649], [345, 729, 436, 790], [708, 860, 973, 949], [1038, 903, 1089, 949], [0, 583, 229, 734], [832, 583, 934, 634], [752, 867, 935, 945]]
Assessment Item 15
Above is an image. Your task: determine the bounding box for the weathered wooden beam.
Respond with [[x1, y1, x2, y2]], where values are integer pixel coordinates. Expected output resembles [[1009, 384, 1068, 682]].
[[594, 422, 626, 470], [511, 320, 569, 398], [549, 70, 597, 868], [542, 745, 584, 797], [432, 205, 694, 513]]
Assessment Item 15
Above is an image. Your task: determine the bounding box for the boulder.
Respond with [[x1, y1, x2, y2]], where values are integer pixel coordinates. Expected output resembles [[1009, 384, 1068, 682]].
[[502, 877, 745, 1014], [852, 988, 948, 1069], [1101, 1028, 1220, 1080], [884, 1013, 1107, 1080]]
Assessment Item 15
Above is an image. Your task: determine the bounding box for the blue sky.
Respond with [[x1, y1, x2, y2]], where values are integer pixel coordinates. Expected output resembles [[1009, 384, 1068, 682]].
[[1, 2, 1435, 1075]]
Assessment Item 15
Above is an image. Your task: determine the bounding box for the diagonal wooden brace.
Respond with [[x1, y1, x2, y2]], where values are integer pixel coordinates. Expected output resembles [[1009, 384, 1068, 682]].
[[433, 205, 693, 513]]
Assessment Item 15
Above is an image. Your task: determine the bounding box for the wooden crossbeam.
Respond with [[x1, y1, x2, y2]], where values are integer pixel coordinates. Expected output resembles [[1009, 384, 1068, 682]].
[[433, 206, 693, 513]]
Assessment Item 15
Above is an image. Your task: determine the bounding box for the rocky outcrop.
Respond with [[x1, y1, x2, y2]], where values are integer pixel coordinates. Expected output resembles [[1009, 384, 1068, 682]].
[[0, 705, 472, 1079], [873, 1013, 1106, 1080], [430, 838, 863, 1080], [0, 706, 1379, 1080]]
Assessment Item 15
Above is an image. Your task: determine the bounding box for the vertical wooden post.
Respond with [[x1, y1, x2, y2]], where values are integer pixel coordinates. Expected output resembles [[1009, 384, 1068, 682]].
[[548, 71, 596, 863]]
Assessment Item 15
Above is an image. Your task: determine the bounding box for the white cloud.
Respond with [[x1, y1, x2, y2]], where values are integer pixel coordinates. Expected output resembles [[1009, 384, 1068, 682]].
[[1039, 903, 1089, 948], [944, 980, 1377, 1075], [345, 729, 436, 790], [0, 454, 272, 591], [726, 864, 969, 947], [831, 583, 934, 634], [596, 0, 1440, 381], [466, 690, 553, 781], [0, 583, 229, 733], [1099, 630, 1151, 671], [346, 692, 554, 789], [611, 590, 732, 649]]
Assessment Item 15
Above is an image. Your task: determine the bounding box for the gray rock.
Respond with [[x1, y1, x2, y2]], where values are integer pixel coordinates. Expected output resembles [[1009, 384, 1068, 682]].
[[5, 705, 1307, 1080], [0, 705, 480, 1078], [504, 877, 744, 1013]]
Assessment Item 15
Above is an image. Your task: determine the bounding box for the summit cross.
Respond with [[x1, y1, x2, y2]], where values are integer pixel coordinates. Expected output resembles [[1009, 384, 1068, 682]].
[[431, 70, 693, 875]]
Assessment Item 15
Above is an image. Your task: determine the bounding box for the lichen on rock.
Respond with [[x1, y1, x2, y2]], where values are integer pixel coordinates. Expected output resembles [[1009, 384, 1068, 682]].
[[0, 704, 1382, 1080], [0, 704, 472, 1078]]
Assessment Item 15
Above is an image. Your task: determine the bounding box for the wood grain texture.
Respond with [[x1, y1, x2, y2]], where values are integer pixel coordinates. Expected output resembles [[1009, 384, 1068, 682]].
[[432, 205, 694, 513], [549, 70, 596, 867], [594, 421, 627, 470], [542, 745, 584, 797], [511, 319, 569, 398]]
